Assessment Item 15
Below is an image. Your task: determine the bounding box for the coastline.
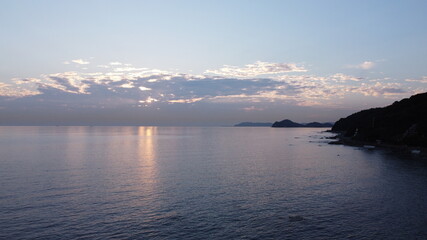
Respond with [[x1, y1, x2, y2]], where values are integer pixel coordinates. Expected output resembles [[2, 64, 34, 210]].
[[327, 131, 427, 157]]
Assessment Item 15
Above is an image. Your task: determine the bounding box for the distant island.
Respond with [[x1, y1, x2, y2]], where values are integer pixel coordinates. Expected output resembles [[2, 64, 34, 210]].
[[234, 120, 333, 128], [272, 119, 334, 128], [234, 122, 273, 127], [332, 92, 427, 147]]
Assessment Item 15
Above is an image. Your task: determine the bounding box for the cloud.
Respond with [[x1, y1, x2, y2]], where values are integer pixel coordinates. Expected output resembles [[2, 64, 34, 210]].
[[405, 76, 427, 83], [70, 59, 90, 65], [97, 65, 110, 69], [348, 61, 375, 70], [168, 98, 203, 104], [139, 86, 152, 91], [205, 61, 307, 77], [329, 73, 363, 82], [113, 67, 147, 72], [1, 61, 423, 114], [49, 77, 82, 93], [242, 106, 264, 111], [3, 60, 426, 126], [354, 82, 407, 97], [0, 81, 40, 97], [120, 83, 135, 88], [358, 61, 375, 69], [139, 97, 158, 104]]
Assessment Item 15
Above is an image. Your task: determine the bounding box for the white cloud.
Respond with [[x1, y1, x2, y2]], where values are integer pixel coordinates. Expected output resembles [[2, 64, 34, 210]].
[[139, 86, 152, 91], [242, 106, 264, 111], [71, 59, 90, 65], [120, 83, 135, 88], [351, 82, 407, 97], [139, 97, 158, 104], [0, 82, 10, 89], [0, 82, 40, 97], [97, 65, 110, 69], [113, 67, 147, 72], [168, 98, 203, 103], [359, 61, 375, 69], [205, 61, 307, 78], [330, 73, 363, 82], [348, 61, 375, 70], [14, 78, 42, 85], [405, 76, 427, 83], [2, 61, 424, 109]]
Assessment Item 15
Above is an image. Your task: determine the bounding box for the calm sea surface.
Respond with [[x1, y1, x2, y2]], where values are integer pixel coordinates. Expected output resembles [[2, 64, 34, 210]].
[[1, 126, 427, 239]]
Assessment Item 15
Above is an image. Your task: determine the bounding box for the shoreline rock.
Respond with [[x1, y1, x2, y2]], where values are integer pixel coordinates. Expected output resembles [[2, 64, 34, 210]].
[[328, 131, 426, 157]]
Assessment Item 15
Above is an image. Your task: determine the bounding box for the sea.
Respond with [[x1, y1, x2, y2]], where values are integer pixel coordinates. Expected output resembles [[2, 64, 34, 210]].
[[1, 126, 427, 239]]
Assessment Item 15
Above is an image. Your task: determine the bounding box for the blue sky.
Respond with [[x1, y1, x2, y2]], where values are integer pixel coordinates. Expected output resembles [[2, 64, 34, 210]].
[[1, 0, 427, 125]]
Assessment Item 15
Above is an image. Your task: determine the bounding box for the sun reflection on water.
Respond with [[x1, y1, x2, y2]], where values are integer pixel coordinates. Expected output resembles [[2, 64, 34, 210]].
[[137, 127, 158, 190]]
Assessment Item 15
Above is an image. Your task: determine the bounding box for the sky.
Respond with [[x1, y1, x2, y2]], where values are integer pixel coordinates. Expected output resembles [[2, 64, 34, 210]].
[[1, 0, 427, 126]]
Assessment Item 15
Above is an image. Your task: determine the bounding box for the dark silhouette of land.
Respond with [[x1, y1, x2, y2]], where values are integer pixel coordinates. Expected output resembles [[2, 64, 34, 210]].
[[332, 92, 427, 147], [234, 120, 333, 128], [272, 119, 333, 128]]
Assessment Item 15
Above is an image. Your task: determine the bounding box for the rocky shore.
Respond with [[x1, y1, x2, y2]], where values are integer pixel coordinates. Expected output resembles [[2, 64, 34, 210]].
[[328, 131, 426, 157]]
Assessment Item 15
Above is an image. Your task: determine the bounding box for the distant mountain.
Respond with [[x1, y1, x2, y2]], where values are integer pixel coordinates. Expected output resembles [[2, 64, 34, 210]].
[[332, 92, 427, 146], [234, 122, 272, 127], [271, 119, 333, 128], [272, 119, 303, 127]]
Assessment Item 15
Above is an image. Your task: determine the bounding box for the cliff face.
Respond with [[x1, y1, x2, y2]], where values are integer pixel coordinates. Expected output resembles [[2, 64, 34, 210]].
[[305, 122, 334, 128], [332, 92, 427, 146]]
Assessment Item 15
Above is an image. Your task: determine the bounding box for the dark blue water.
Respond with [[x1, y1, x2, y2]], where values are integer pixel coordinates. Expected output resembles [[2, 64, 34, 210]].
[[1, 126, 427, 239]]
